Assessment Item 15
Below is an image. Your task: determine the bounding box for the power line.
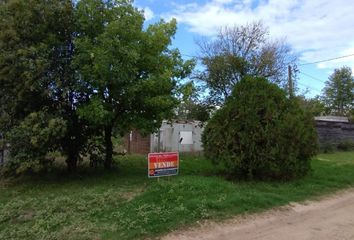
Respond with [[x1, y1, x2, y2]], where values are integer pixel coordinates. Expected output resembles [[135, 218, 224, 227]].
[[297, 82, 322, 93], [181, 53, 198, 58], [299, 53, 354, 66], [299, 71, 326, 83], [183, 52, 354, 66]]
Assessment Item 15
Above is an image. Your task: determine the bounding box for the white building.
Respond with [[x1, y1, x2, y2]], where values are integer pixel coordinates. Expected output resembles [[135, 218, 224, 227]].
[[125, 120, 204, 154]]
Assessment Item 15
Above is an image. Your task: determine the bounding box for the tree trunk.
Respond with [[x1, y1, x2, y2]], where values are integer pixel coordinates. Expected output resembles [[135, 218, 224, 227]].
[[65, 138, 79, 172], [104, 125, 113, 169], [66, 153, 78, 173], [63, 115, 81, 173]]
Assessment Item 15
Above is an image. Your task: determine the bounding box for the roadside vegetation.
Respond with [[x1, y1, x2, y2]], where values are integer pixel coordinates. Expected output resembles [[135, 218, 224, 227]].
[[1, 151, 354, 240], [203, 77, 318, 180], [0, 1, 353, 239]]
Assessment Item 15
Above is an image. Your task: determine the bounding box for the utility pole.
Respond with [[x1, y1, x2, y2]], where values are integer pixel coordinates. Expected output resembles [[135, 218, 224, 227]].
[[288, 65, 293, 98]]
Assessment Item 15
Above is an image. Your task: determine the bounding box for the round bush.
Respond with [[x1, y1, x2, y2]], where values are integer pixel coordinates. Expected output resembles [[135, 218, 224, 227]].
[[202, 77, 318, 180]]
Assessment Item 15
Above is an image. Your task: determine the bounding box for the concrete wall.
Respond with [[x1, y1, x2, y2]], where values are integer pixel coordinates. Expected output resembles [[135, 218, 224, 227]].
[[151, 120, 204, 153], [124, 120, 204, 154]]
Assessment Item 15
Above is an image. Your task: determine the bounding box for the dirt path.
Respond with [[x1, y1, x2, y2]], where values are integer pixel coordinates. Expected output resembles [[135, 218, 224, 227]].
[[163, 189, 354, 240]]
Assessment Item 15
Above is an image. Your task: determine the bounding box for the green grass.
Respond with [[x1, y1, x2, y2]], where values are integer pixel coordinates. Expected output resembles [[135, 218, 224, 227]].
[[317, 151, 354, 165], [1, 152, 354, 240]]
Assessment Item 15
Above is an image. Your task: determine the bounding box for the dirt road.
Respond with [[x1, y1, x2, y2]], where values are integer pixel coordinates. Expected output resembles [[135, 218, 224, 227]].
[[163, 189, 354, 240]]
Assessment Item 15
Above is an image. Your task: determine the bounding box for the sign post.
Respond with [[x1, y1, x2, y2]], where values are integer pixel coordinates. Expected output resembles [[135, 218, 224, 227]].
[[148, 152, 179, 178]]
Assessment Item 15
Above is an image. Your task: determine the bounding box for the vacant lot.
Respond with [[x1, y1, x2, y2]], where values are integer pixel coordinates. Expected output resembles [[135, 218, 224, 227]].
[[1, 152, 354, 240]]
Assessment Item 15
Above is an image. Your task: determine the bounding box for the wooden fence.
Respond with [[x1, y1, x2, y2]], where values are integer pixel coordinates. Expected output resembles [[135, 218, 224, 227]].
[[315, 120, 354, 146]]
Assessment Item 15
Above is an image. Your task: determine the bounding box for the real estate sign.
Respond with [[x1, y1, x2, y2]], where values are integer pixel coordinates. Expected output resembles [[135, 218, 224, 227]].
[[148, 152, 179, 178]]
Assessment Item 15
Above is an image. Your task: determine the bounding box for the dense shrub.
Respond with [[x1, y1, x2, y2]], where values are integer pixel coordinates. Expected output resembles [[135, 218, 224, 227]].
[[320, 142, 335, 153], [2, 111, 66, 175], [337, 140, 354, 151], [319, 140, 354, 153], [202, 77, 318, 180]]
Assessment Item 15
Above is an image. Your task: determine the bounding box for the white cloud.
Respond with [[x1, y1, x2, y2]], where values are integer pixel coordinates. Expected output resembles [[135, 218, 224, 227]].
[[143, 7, 154, 21], [165, 0, 354, 70]]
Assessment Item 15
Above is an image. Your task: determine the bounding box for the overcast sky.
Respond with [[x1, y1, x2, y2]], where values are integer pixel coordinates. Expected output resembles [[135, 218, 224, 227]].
[[136, 0, 354, 97]]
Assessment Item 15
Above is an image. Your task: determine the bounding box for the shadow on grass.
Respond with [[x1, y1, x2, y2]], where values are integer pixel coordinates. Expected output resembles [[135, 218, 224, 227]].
[[0, 154, 149, 192]]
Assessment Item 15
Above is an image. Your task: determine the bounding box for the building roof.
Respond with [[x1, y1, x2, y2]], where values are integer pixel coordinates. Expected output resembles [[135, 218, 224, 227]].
[[314, 116, 349, 123], [162, 119, 203, 124]]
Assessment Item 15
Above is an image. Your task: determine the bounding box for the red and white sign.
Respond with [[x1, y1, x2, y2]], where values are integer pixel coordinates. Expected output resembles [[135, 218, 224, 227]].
[[148, 152, 179, 178]]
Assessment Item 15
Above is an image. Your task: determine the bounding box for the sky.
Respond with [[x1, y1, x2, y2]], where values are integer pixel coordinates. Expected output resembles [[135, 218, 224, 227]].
[[135, 0, 354, 97]]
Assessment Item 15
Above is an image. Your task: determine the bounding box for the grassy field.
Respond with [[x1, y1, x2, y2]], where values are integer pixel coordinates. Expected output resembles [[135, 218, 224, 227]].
[[1, 151, 354, 240]]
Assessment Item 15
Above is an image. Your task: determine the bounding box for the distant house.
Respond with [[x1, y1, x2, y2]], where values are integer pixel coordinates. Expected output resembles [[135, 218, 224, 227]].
[[315, 116, 354, 147], [124, 120, 204, 155], [125, 116, 354, 155]]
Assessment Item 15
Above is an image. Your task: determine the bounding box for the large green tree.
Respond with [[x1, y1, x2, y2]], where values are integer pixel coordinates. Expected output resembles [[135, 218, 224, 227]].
[[175, 81, 212, 122], [74, 0, 193, 169], [322, 66, 354, 116], [296, 95, 326, 117], [0, 0, 91, 173], [0, 0, 192, 173]]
